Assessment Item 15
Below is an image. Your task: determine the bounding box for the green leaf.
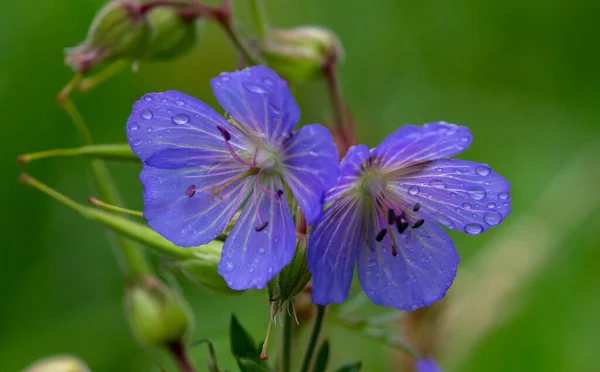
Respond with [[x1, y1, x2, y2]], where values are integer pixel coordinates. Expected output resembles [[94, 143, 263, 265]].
[[335, 361, 362, 372], [313, 340, 330, 372], [191, 339, 221, 372], [237, 358, 271, 372]]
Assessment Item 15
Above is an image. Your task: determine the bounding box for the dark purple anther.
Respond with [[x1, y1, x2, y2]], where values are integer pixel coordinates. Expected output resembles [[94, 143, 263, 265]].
[[185, 185, 196, 198], [412, 219, 425, 229], [375, 228, 387, 242], [413, 203, 421, 212], [255, 221, 269, 232], [216, 125, 231, 141], [276, 189, 284, 198], [387, 209, 396, 225], [396, 216, 409, 234]]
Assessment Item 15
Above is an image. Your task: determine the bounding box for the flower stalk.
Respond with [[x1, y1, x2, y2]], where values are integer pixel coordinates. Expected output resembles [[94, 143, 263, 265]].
[[299, 305, 327, 372]]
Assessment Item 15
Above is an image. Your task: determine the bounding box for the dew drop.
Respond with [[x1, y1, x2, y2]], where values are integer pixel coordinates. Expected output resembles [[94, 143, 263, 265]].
[[464, 223, 483, 235], [476, 165, 491, 176], [450, 192, 457, 197], [140, 109, 153, 120], [262, 77, 274, 87], [172, 113, 190, 125], [437, 215, 455, 228], [408, 185, 420, 195], [455, 207, 461, 212], [226, 262, 235, 272], [269, 103, 281, 115], [436, 167, 443, 172], [498, 191, 509, 200], [462, 203, 472, 209], [144, 96, 152, 101], [467, 187, 486, 201], [487, 203, 496, 209], [146, 127, 152, 133], [161, 98, 167, 103], [430, 179, 445, 188], [460, 136, 470, 142], [129, 123, 139, 131], [484, 211, 502, 226], [219, 73, 230, 81], [175, 99, 185, 106], [132, 139, 143, 147], [243, 83, 267, 94], [503, 202, 509, 207], [258, 246, 266, 254]]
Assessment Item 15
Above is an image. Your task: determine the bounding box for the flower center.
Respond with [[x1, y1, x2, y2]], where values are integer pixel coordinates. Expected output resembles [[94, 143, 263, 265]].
[[360, 171, 387, 196]]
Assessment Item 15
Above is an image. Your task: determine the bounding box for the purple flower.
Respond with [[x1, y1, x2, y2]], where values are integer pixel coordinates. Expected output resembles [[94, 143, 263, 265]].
[[416, 358, 444, 372], [126, 66, 339, 290], [307, 122, 511, 310]]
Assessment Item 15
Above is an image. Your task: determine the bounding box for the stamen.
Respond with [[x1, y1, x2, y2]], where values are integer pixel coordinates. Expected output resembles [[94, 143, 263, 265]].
[[412, 219, 425, 229], [413, 203, 421, 212], [255, 221, 269, 232], [387, 209, 396, 225], [396, 216, 409, 234], [375, 228, 387, 242], [391, 244, 398, 257], [216, 125, 231, 141], [276, 189, 284, 198], [185, 184, 196, 198]]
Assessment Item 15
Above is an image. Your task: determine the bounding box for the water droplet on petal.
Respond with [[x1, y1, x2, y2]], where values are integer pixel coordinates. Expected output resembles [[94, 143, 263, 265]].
[[498, 191, 509, 200], [484, 211, 502, 226], [437, 215, 455, 228], [262, 78, 274, 87], [219, 73, 230, 81], [132, 139, 143, 147], [226, 262, 235, 272], [144, 96, 152, 101], [476, 165, 491, 176], [258, 246, 266, 254], [436, 167, 443, 172], [172, 113, 190, 125], [450, 192, 457, 197], [462, 203, 472, 209], [430, 179, 445, 188], [408, 186, 420, 195], [129, 123, 139, 131], [146, 127, 152, 133], [269, 103, 281, 115], [244, 83, 267, 94], [467, 187, 486, 200], [161, 98, 167, 103], [461, 136, 470, 142], [487, 203, 496, 209], [140, 109, 153, 120], [175, 99, 185, 106], [464, 223, 483, 235]]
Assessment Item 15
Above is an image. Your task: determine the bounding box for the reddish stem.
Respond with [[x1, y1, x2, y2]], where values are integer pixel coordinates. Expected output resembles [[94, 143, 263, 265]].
[[168, 340, 196, 372]]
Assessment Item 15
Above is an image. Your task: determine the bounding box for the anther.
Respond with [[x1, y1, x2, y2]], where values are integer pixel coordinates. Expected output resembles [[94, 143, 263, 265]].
[[413, 203, 421, 212], [185, 184, 196, 198], [412, 219, 425, 229], [216, 125, 231, 141], [255, 221, 269, 232], [391, 244, 398, 257], [396, 216, 409, 234], [375, 228, 387, 242], [276, 189, 284, 198], [387, 209, 396, 225]]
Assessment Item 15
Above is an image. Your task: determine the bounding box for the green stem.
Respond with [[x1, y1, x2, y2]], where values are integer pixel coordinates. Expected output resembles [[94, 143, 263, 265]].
[[78, 59, 128, 93], [300, 305, 327, 372], [88, 197, 143, 217], [18, 144, 136, 164], [59, 99, 151, 277], [281, 307, 294, 372], [248, 0, 269, 38], [217, 16, 262, 66]]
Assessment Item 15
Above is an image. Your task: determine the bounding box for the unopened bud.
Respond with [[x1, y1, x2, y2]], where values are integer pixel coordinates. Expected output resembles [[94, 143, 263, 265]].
[[268, 241, 311, 309], [178, 242, 239, 295], [142, 6, 201, 60], [261, 26, 343, 83], [65, 1, 148, 72], [125, 275, 192, 349], [23, 355, 89, 372]]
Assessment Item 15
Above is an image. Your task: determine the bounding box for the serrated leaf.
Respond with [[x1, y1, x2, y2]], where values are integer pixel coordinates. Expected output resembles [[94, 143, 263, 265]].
[[335, 361, 362, 372], [313, 340, 330, 372]]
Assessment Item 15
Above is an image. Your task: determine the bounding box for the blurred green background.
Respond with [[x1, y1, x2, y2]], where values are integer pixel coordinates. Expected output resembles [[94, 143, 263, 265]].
[[2, 0, 599, 371]]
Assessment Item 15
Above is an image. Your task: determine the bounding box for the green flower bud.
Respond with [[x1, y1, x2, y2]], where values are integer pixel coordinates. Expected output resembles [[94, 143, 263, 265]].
[[177, 241, 239, 295], [142, 6, 201, 60], [23, 355, 89, 372], [65, 1, 148, 72], [125, 275, 192, 349], [261, 26, 343, 83], [268, 240, 311, 309]]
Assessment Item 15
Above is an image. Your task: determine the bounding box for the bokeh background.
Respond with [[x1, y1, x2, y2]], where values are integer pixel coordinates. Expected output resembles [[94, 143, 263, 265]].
[[2, 0, 599, 371]]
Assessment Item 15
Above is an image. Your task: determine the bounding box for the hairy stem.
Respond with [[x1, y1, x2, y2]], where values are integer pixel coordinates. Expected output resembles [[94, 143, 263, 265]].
[[281, 308, 294, 372]]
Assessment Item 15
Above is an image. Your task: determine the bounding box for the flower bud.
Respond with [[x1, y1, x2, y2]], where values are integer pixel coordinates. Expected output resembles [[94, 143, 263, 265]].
[[142, 6, 200, 60], [125, 275, 192, 349], [65, 1, 148, 72], [178, 242, 239, 295], [23, 355, 89, 372], [260, 26, 343, 83], [268, 241, 311, 308]]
